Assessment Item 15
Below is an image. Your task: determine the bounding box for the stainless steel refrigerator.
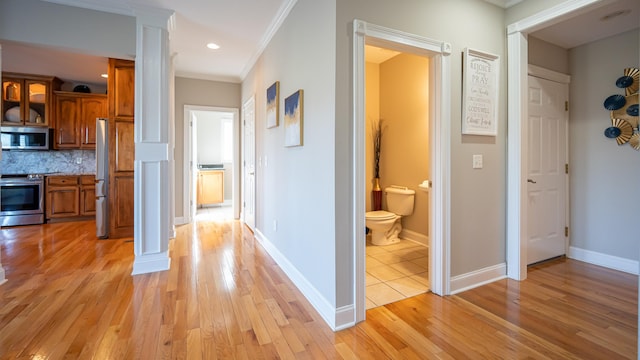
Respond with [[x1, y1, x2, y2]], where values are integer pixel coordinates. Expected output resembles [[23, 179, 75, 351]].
[[96, 118, 109, 238]]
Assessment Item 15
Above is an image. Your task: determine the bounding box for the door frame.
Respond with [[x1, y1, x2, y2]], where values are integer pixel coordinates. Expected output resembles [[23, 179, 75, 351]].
[[241, 96, 256, 231], [182, 105, 240, 224], [353, 20, 452, 322], [506, 0, 600, 280]]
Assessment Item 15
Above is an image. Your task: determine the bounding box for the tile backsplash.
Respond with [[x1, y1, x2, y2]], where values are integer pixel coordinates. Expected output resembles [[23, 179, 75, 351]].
[[1, 149, 96, 175]]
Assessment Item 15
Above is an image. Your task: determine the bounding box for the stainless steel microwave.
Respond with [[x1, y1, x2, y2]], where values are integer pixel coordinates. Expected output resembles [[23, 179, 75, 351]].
[[1, 126, 50, 150]]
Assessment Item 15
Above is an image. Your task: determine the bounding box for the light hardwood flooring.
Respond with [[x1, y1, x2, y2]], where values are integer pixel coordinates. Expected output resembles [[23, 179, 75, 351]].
[[0, 218, 637, 359]]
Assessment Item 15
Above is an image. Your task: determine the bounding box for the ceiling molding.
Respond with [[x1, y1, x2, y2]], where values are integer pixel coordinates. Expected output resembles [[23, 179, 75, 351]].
[[483, 0, 524, 9], [240, 0, 298, 80]]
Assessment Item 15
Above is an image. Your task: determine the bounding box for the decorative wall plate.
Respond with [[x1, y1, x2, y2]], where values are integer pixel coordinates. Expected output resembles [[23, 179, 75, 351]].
[[604, 94, 626, 110], [610, 118, 633, 145], [627, 104, 639, 117], [604, 126, 621, 138], [629, 133, 640, 150]]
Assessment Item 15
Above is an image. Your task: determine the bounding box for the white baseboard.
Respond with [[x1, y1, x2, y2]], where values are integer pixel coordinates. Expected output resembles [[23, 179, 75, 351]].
[[568, 246, 639, 275], [254, 229, 352, 331], [174, 216, 188, 226], [450, 263, 507, 295], [132, 252, 171, 275], [400, 229, 429, 247], [0, 266, 6, 286]]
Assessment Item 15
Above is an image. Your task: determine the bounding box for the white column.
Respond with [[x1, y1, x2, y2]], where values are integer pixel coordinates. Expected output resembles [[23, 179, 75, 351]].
[[168, 52, 176, 239], [131, 9, 175, 275], [0, 245, 6, 285], [0, 44, 5, 285]]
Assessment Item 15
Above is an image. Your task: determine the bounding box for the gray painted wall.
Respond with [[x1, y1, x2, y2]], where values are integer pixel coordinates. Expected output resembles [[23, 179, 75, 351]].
[[335, 0, 508, 302], [174, 77, 240, 218], [529, 36, 569, 74], [568, 29, 640, 260], [242, 0, 338, 304]]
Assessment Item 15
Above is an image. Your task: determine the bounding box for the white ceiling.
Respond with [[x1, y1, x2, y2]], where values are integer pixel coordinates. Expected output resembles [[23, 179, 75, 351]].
[[529, 0, 640, 49], [1, 0, 638, 87]]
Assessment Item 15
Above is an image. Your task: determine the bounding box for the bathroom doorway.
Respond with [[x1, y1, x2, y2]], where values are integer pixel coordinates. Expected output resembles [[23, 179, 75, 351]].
[[364, 45, 431, 309], [353, 19, 452, 324]]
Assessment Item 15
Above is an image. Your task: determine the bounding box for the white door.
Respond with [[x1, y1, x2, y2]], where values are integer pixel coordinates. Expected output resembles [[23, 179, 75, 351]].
[[242, 97, 256, 230], [527, 75, 568, 265]]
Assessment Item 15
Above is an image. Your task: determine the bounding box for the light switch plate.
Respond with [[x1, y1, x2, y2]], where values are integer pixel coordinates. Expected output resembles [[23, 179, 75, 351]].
[[473, 154, 483, 169]]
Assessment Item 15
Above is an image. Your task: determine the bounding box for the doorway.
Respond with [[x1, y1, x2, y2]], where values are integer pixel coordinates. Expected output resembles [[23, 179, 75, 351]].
[[506, 0, 599, 280], [353, 19, 452, 323], [183, 105, 240, 224], [363, 45, 431, 309]]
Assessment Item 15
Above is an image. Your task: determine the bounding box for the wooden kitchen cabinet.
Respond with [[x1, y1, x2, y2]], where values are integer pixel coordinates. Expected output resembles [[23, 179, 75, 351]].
[[107, 58, 135, 238], [53, 91, 107, 149], [80, 175, 96, 216], [197, 170, 224, 205], [46, 176, 80, 219], [46, 175, 95, 221], [1, 72, 61, 127]]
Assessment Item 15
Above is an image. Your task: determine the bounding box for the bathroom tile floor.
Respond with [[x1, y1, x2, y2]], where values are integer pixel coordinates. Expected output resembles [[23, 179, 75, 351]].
[[366, 238, 429, 309]]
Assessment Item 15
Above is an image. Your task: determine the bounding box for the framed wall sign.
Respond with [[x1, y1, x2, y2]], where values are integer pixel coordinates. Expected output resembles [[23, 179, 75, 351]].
[[462, 48, 500, 136]]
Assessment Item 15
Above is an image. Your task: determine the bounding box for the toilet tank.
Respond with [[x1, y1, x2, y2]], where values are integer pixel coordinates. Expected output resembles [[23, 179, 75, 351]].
[[385, 186, 415, 216]]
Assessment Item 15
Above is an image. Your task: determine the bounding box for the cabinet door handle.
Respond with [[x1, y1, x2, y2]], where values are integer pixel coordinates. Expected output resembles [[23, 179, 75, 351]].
[[527, 179, 536, 184]]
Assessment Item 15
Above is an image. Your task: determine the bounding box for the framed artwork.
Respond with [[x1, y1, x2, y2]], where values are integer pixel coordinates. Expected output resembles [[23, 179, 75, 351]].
[[462, 48, 500, 136], [266, 81, 279, 128], [284, 89, 303, 147]]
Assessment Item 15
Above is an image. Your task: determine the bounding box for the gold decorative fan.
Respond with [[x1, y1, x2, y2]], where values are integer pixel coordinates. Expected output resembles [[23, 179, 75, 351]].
[[611, 118, 633, 145], [619, 67, 639, 95], [629, 133, 640, 151]]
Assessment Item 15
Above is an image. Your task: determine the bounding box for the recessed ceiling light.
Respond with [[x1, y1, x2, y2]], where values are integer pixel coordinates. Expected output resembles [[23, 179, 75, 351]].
[[206, 42, 220, 50], [101, 73, 108, 78], [600, 9, 631, 22]]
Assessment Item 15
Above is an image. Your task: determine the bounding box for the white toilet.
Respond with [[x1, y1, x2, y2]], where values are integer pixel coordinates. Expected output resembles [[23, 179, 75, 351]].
[[365, 185, 415, 246]]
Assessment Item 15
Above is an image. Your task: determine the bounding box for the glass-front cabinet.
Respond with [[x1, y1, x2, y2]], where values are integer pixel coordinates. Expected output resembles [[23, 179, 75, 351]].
[[1, 73, 61, 127]]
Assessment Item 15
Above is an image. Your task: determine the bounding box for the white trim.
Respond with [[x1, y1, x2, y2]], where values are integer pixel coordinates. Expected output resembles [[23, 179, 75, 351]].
[[569, 247, 639, 275], [506, 0, 601, 282], [132, 251, 171, 275], [0, 44, 5, 286], [254, 229, 352, 331], [183, 105, 241, 224], [174, 216, 188, 226], [507, 0, 606, 34], [528, 65, 571, 84], [400, 229, 429, 247], [353, 19, 452, 325], [450, 263, 507, 295], [240, 0, 298, 80]]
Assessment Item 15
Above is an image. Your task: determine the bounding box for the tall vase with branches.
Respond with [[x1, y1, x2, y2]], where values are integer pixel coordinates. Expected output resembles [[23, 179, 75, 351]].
[[372, 119, 383, 210]]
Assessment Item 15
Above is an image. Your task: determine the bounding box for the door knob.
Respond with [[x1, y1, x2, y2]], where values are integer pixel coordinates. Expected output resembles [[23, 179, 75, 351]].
[[527, 179, 536, 184]]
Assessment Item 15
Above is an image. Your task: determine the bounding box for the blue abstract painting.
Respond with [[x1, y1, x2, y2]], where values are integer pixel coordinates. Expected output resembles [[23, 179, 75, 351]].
[[284, 89, 303, 147], [266, 81, 279, 128]]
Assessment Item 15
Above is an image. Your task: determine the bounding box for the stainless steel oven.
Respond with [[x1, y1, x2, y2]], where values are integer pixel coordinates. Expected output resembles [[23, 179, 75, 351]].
[[0, 174, 45, 226]]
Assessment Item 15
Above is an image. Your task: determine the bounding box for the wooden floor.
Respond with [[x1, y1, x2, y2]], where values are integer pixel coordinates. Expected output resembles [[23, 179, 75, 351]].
[[0, 219, 637, 359]]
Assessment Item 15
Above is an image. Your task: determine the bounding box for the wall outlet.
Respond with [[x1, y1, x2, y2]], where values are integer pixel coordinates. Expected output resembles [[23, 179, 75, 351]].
[[472, 154, 483, 169], [273, 220, 278, 232]]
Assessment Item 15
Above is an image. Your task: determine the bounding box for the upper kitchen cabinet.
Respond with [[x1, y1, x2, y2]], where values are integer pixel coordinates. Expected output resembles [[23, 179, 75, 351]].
[[1, 72, 62, 127], [53, 91, 107, 149]]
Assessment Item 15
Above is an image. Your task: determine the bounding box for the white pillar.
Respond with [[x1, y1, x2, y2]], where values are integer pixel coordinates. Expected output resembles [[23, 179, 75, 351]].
[[131, 8, 175, 275], [0, 246, 6, 285], [0, 44, 5, 285]]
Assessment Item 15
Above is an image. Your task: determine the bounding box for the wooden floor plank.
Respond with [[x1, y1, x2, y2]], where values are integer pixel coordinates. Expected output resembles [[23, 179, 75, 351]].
[[0, 220, 637, 359]]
